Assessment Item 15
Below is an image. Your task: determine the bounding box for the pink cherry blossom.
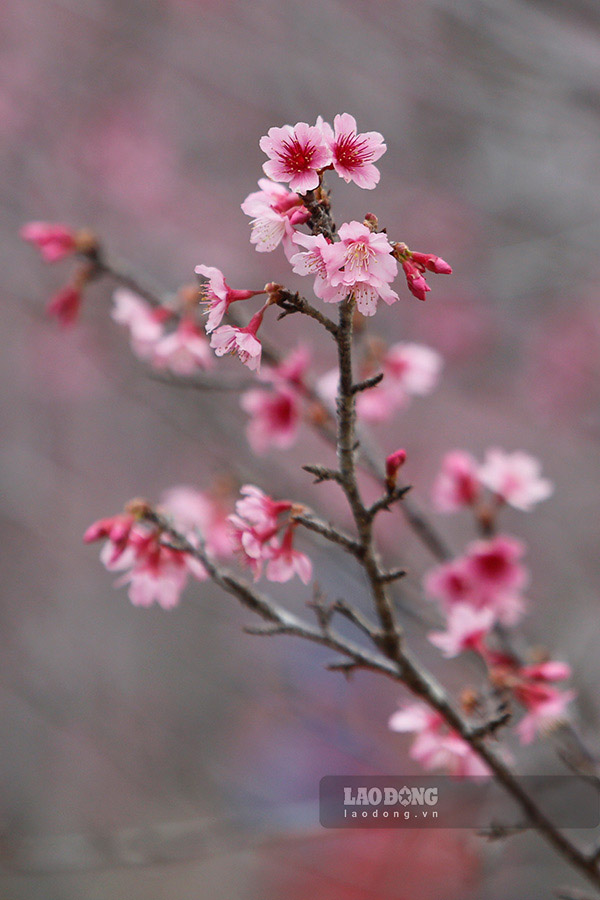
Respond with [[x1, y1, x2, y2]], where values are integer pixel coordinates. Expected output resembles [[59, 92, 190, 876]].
[[259, 122, 332, 194], [111, 288, 166, 360], [266, 524, 313, 585], [410, 251, 453, 275], [318, 113, 386, 189], [241, 385, 301, 454], [516, 688, 577, 745], [21, 221, 76, 262], [195, 264, 264, 332], [424, 536, 528, 627], [160, 485, 235, 558], [235, 485, 292, 528], [478, 448, 554, 511], [428, 604, 495, 658], [264, 343, 311, 391], [209, 308, 265, 371], [389, 702, 490, 777], [325, 222, 398, 316], [290, 233, 347, 304], [85, 513, 206, 609], [383, 342, 443, 398], [432, 451, 481, 513], [241, 179, 309, 258], [47, 285, 82, 326], [465, 535, 528, 595], [152, 318, 214, 375]]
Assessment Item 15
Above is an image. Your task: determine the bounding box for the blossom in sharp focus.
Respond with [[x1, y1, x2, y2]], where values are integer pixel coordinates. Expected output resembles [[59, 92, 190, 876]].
[[325, 222, 398, 316], [260, 122, 332, 194], [152, 318, 214, 375], [478, 448, 554, 511], [318, 113, 386, 189], [160, 485, 234, 558], [241, 179, 309, 258], [290, 233, 347, 304], [241, 385, 301, 454], [47, 284, 82, 326], [428, 604, 495, 658], [21, 221, 76, 262], [209, 308, 265, 371], [432, 451, 481, 513], [111, 288, 166, 360], [389, 702, 490, 777], [266, 524, 313, 585], [195, 264, 264, 333]]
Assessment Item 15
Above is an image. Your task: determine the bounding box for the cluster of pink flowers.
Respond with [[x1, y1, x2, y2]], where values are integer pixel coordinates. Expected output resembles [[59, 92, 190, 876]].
[[84, 509, 207, 610], [259, 114, 386, 193], [432, 447, 554, 513], [112, 288, 214, 376], [84, 488, 235, 609], [389, 703, 491, 777], [228, 485, 312, 584], [414, 446, 573, 750], [425, 534, 529, 628]]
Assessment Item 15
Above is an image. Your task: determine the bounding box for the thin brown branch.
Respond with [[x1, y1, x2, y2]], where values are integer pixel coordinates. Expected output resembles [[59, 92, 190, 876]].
[[292, 511, 363, 558]]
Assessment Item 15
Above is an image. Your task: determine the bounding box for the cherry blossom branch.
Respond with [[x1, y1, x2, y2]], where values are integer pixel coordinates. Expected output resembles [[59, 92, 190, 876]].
[[142, 507, 600, 892]]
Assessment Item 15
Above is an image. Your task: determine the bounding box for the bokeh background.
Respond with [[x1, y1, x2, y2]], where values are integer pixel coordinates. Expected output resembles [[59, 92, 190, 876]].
[[2, 0, 600, 897]]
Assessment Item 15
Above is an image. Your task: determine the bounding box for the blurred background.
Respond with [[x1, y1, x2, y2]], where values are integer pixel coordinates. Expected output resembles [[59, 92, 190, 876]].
[[2, 0, 600, 897]]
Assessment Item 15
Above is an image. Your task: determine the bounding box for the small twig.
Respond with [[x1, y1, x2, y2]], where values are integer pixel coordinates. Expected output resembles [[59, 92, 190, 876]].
[[478, 821, 531, 841], [376, 568, 407, 584], [292, 511, 364, 558], [332, 599, 379, 640], [275, 290, 339, 337], [307, 584, 335, 634], [351, 372, 384, 394], [468, 709, 512, 740], [368, 485, 412, 519], [325, 659, 368, 678], [302, 464, 342, 485]]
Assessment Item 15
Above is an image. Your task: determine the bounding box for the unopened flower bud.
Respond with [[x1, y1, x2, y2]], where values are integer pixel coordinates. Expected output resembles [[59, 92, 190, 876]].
[[385, 448, 407, 491]]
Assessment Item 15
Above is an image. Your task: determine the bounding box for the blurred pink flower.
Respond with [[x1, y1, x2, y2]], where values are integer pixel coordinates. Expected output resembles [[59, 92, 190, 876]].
[[428, 604, 495, 658], [432, 451, 480, 513], [21, 221, 76, 262], [111, 288, 166, 360], [318, 113, 386, 189], [241, 386, 301, 454], [47, 285, 81, 326], [160, 485, 234, 558], [389, 702, 490, 777], [260, 122, 331, 193], [152, 318, 214, 375], [384, 341, 442, 397], [478, 448, 553, 511]]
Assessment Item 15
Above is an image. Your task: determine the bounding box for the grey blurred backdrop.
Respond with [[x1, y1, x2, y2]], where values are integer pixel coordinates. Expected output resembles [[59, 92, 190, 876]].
[[2, 0, 600, 897]]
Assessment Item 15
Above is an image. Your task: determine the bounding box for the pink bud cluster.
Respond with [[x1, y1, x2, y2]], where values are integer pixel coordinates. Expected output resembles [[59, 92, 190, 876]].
[[228, 486, 312, 584]]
